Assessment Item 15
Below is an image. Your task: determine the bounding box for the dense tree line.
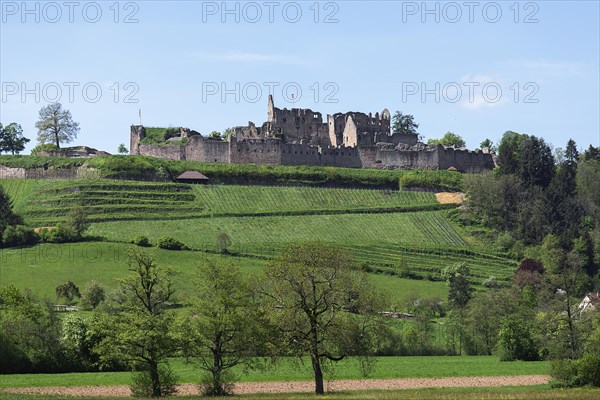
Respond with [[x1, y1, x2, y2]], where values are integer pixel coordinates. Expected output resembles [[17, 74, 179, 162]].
[[457, 132, 600, 385]]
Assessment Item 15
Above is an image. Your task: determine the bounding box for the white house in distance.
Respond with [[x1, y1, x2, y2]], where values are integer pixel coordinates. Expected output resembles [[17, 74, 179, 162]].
[[578, 292, 600, 313]]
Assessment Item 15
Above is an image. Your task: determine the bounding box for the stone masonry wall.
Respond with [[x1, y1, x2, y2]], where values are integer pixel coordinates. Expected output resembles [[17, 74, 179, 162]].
[[376, 148, 439, 170], [230, 139, 282, 165], [281, 143, 362, 168], [0, 165, 100, 179], [137, 144, 184, 160], [185, 137, 230, 163], [437, 146, 496, 173]]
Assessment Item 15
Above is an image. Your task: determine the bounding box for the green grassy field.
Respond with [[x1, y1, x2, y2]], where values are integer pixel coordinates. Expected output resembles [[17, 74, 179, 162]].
[[0, 179, 449, 225], [0, 242, 447, 304], [0, 178, 517, 287], [89, 211, 467, 250], [88, 212, 514, 281], [0, 356, 549, 388]]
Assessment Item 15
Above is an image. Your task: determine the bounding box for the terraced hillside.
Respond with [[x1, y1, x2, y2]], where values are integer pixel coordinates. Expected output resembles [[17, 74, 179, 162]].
[[0, 179, 449, 225], [0, 178, 517, 284]]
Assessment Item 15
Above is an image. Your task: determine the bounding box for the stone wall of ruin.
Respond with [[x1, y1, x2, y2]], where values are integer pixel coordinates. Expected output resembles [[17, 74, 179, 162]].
[[186, 137, 230, 163], [132, 135, 494, 173], [229, 139, 282, 164], [269, 107, 329, 146], [137, 144, 184, 160], [0, 165, 100, 179], [437, 145, 496, 173]]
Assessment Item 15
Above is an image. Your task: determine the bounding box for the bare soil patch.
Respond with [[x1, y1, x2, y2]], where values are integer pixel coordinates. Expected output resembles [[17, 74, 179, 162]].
[[435, 192, 465, 204], [1, 375, 550, 397]]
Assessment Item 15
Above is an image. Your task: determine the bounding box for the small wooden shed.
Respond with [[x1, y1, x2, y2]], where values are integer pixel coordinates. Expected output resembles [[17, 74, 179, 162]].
[[175, 171, 209, 184]]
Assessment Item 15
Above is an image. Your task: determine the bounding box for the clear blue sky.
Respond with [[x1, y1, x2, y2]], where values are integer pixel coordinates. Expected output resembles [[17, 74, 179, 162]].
[[1, 0, 599, 153]]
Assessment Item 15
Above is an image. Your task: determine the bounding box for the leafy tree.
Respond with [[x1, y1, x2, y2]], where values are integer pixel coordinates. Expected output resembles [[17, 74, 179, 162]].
[[56, 281, 81, 304], [467, 289, 517, 355], [0, 122, 30, 154], [442, 263, 472, 309], [427, 132, 466, 148], [465, 173, 521, 231], [117, 144, 128, 154], [516, 185, 550, 244], [261, 243, 385, 395], [513, 258, 545, 291], [540, 245, 590, 360], [81, 281, 106, 309], [518, 135, 555, 188], [222, 127, 235, 142], [545, 139, 583, 244], [208, 131, 222, 140], [35, 103, 79, 148], [441, 263, 473, 356], [93, 249, 179, 397], [402, 295, 441, 355], [0, 285, 65, 373], [497, 131, 528, 175], [216, 232, 231, 254], [182, 261, 270, 396], [0, 186, 23, 238], [2, 225, 38, 247], [156, 236, 188, 250], [583, 145, 600, 162], [497, 314, 539, 361], [565, 139, 579, 165], [480, 138, 496, 152], [61, 314, 96, 370], [391, 111, 419, 135], [553, 147, 565, 165], [577, 157, 600, 220], [65, 206, 89, 237]]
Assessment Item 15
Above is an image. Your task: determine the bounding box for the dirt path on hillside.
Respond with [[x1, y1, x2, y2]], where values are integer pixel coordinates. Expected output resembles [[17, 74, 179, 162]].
[[435, 192, 465, 204], [1, 375, 550, 397]]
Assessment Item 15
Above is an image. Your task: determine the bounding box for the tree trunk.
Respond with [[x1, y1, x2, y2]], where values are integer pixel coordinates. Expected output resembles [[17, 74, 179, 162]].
[[565, 295, 577, 358], [311, 352, 324, 395], [149, 360, 161, 397], [213, 346, 223, 396]]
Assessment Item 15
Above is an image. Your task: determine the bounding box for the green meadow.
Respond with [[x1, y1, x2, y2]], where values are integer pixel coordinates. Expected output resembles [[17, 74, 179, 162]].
[[0, 356, 549, 388], [0, 242, 447, 304]]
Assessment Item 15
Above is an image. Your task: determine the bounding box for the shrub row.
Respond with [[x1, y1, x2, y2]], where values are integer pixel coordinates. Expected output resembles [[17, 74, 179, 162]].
[[1, 225, 82, 247], [131, 235, 189, 250]]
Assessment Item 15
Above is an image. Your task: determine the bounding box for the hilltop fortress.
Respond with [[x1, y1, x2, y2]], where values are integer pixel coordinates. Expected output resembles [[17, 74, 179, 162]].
[[130, 96, 495, 172]]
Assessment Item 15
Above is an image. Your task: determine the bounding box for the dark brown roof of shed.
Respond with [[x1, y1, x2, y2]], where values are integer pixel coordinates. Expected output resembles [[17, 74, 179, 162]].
[[176, 171, 209, 180]]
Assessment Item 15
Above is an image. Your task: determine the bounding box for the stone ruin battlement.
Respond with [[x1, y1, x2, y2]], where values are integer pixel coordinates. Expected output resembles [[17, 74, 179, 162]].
[[130, 96, 495, 173]]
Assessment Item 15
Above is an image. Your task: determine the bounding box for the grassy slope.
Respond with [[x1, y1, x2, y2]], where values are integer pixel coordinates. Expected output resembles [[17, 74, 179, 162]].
[[0, 356, 549, 388], [0, 242, 446, 304], [88, 212, 514, 281], [0, 178, 517, 295], [1, 179, 449, 225]]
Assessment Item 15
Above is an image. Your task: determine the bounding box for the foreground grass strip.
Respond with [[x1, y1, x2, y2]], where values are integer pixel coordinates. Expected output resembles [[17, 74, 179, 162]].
[[0, 357, 549, 389]]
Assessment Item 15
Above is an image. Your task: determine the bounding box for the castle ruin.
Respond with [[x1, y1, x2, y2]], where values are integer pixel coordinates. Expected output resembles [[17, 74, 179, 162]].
[[130, 96, 495, 173]]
